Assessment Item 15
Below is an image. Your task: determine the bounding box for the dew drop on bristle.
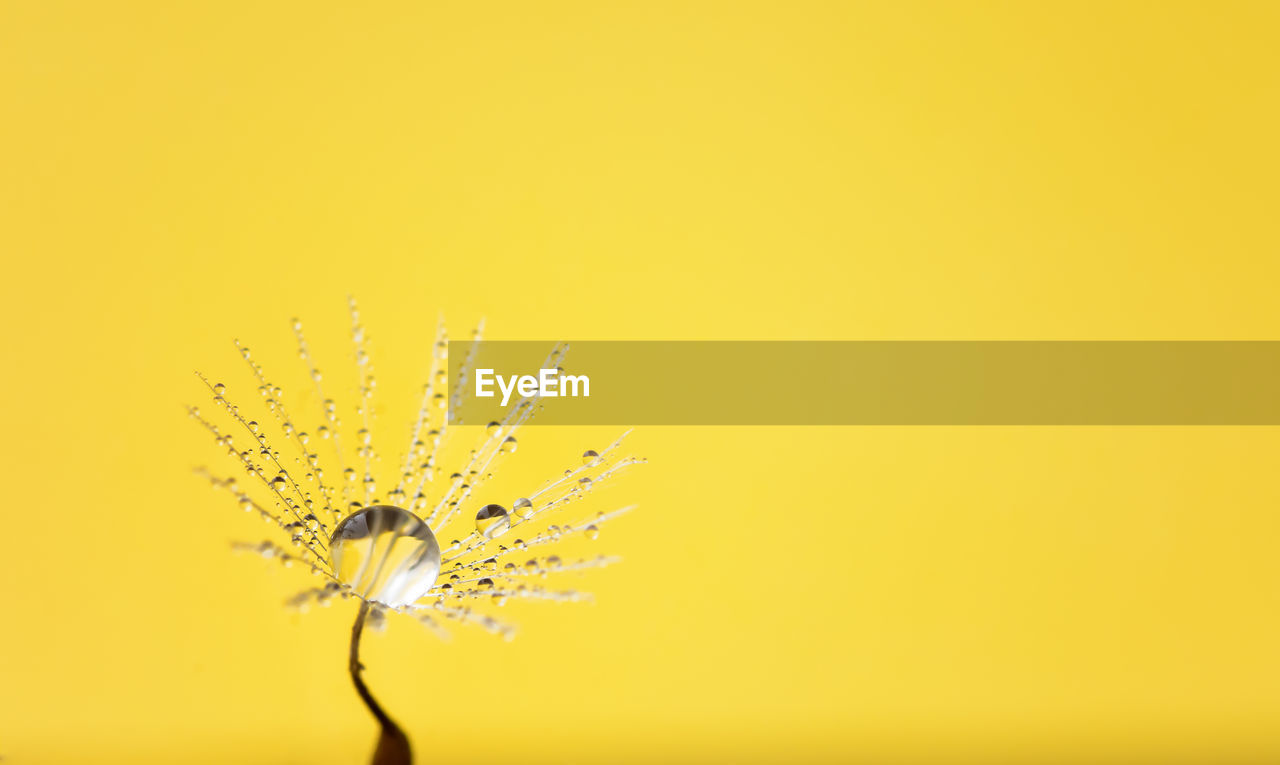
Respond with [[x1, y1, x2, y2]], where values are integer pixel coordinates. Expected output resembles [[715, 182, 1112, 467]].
[[330, 505, 441, 608], [475, 503, 510, 539], [512, 497, 534, 520]]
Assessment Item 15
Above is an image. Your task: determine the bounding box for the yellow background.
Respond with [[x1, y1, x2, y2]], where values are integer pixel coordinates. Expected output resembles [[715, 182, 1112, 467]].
[[3, 2, 1280, 762]]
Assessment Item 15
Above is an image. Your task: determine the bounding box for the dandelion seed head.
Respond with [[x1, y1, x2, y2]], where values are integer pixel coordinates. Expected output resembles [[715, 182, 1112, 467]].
[[192, 302, 643, 642]]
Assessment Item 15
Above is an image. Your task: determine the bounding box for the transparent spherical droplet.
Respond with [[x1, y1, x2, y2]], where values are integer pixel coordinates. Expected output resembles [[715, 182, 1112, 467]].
[[512, 497, 534, 520], [582, 449, 600, 466], [584, 524, 600, 540], [213, 382, 227, 395], [500, 436, 518, 454], [248, 421, 261, 434], [330, 505, 440, 608], [475, 504, 510, 539]]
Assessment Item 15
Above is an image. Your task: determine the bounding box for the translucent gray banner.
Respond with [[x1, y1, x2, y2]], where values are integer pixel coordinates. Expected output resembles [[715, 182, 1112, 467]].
[[447, 342, 1280, 425]]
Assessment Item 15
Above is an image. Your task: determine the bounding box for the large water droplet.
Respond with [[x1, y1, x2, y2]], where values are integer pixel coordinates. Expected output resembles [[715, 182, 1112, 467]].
[[330, 505, 440, 607], [475, 503, 510, 539]]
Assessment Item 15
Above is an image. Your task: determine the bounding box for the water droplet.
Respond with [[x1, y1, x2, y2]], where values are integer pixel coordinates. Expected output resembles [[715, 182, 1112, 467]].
[[500, 436, 518, 454], [330, 505, 440, 608], [584, 525, 600, 540], [512, 497, 534, 519], [213, 383, 226, 395], [475, 504, 510, 539], [248, 421, 261, 434], [582, 449, 600, 466], [270, 476, 287, 492]]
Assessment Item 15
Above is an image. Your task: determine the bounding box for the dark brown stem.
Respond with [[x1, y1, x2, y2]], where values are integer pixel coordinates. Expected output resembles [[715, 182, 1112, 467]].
[[350, 600, 413, 765]]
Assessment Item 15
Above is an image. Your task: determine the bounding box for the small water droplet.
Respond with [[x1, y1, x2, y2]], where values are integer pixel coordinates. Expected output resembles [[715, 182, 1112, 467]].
[[512, 497, 534, 519], [582, 449, 600, 466], [475, 504, 510, 539]]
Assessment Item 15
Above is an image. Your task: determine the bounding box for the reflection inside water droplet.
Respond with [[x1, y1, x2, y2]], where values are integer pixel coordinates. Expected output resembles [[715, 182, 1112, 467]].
[[475, 503, 510, 539], [329, 505, 441, 607]]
